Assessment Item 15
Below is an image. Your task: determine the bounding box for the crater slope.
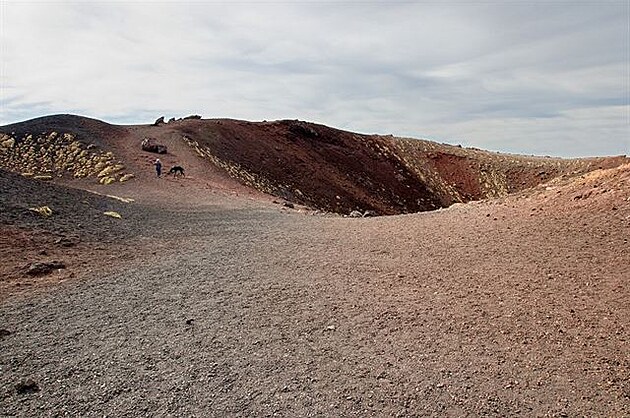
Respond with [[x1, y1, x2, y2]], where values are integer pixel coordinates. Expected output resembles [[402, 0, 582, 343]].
[[2, 114, 626, 215], [1, 115, 629, 416]]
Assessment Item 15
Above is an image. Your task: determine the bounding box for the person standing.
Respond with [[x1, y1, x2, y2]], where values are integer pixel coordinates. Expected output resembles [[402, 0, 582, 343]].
[[154, 158, 162, 177]]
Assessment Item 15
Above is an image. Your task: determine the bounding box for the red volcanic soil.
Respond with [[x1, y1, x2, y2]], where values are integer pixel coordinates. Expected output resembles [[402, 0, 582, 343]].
[[0, 115, 628, 416], [2, 114, 626, 214], [171, 118, 627, 214]]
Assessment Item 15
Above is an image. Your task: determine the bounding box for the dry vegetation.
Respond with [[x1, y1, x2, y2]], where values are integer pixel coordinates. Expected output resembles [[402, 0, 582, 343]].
[[0, 131, 134, 184]]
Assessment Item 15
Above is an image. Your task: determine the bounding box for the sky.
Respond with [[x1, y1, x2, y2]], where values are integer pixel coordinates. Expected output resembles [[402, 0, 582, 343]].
[[0, 0, 628, 157]]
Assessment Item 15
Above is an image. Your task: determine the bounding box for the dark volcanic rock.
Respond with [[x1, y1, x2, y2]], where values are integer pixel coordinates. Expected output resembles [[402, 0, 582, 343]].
[[25, 261, 66, 276], [141, 138, 167, 154], [15, 379, 39, 395]]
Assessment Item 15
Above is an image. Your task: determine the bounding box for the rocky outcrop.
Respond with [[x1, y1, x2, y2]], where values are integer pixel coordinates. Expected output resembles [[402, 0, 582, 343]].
[[25, 261, 65, 276], [141, 138, 167, 154]]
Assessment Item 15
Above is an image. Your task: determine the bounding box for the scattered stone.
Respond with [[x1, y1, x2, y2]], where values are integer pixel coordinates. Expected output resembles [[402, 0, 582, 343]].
[[349, 210, 363, 218], [119, 173, 135, 182], [29, 206, 53, 217], [26, 261, 65, 276], [97, 164, 124, 179], [15, 379, 40, 395], [362, 210, 377, 217], [282, 202, 295, 209], [185, 319, 194, 326], [0, 329, 11, 338], [105, 195, 134, 203], [326, 325, 336, 331], [103, 211, 122, 219], [1, 137, 15, 149], [54, 237, 77, 247]]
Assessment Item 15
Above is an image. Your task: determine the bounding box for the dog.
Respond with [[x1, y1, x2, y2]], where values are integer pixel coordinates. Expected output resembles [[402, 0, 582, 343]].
[[168, 165, 185, 177]]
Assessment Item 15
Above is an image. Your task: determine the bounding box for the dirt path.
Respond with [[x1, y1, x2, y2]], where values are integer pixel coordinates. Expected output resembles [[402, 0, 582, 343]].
[[1, 191, 628, 416]]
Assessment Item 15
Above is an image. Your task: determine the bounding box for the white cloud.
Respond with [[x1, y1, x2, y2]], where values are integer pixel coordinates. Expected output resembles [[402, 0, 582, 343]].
[[1, 1, 628, 157]]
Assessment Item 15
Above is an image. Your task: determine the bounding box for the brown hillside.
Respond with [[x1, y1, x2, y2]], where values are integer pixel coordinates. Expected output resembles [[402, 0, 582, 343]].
[[0, 115, 627, 215]]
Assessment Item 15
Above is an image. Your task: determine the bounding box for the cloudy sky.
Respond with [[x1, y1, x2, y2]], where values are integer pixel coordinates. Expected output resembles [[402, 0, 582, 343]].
[[1, 1, 628, 157]]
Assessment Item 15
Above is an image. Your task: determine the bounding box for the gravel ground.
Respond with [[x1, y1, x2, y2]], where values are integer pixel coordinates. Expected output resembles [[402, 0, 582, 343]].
[[1, 179, 628, 417]]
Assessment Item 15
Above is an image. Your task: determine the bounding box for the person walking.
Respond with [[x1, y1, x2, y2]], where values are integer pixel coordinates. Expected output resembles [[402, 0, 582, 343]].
[[154, 158, 162, 177]]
